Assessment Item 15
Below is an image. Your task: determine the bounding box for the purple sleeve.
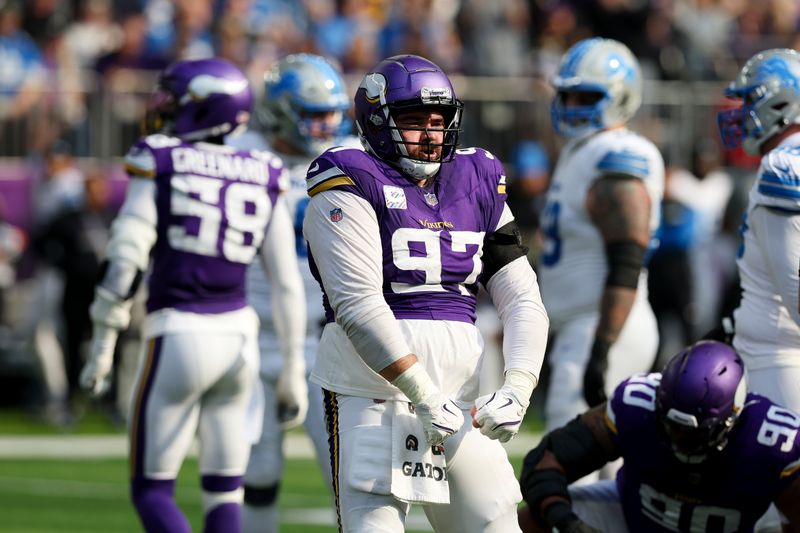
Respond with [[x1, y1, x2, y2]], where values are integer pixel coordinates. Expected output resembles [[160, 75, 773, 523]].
[[607, 373, 662, 452], [467, 148, 510, 232]]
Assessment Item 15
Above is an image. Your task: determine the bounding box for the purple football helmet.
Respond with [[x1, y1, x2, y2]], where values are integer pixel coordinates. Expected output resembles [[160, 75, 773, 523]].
[[656, 340, 747, 463], [354, 54, 463, 180], [143, 58, 253, 141]]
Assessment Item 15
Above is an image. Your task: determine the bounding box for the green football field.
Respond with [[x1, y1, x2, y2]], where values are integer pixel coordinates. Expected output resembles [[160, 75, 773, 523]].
[[0, 455, 527, 532], [0, 456, 340, 533], [0, 409, 534, 532]]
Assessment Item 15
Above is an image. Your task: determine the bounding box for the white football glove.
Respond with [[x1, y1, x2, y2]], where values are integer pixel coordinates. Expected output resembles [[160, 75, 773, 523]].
[[80, 323, 118, 397], [276, 358, 308, 430], [473, 369, 536, 443], [392, 361, 464, 446], [414, 390, 465, 446]]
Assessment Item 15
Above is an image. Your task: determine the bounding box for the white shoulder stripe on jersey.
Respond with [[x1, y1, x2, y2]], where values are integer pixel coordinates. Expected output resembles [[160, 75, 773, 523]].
[[125, 150, 156, 176], [307, 165, 348, 190]]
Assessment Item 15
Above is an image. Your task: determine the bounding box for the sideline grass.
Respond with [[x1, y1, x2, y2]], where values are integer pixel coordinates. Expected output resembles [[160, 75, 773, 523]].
[[0, 408, 536, 531], [0, 457, 447, 532], [0, 457, 333, 532]]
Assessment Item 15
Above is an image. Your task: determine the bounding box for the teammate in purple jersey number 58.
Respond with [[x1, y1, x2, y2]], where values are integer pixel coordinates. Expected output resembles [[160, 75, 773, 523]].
[[518, 340, 800, 533], [78, 58, 305, 533], [302, 54, 549, 532]]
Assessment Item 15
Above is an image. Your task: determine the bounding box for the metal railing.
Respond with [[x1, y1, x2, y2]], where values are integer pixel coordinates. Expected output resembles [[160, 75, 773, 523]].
[[0, 70, 728, 168]]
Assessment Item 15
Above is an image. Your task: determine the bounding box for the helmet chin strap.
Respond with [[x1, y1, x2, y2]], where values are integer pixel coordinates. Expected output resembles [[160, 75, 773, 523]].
[[398, 157, 440, 181]]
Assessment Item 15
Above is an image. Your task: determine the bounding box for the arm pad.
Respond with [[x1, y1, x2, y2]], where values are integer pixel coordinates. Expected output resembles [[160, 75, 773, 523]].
[[481, 220, 529, 284], [605, 240, 645, 289]]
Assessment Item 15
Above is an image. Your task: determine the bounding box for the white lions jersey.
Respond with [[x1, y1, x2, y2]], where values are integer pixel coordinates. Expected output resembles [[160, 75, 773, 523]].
[[733, 132, 800, 368], [539, 129, 664, 327], [228, 130, 362, 377]]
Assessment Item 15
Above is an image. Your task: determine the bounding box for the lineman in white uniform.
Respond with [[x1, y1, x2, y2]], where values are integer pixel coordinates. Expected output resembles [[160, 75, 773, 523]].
[[227, 53, 361, 533], [539, 38, 664, 451], [717, 48, 800, 533]]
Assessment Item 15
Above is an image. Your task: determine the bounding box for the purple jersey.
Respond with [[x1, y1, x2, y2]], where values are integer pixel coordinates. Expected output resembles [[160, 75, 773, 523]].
[[306, 147, 508, 324], [124, 134, 284, 314], [608, 373, 800, 533]]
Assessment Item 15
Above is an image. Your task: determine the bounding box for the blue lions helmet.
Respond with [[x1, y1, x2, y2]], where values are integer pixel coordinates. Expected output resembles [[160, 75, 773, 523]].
[[260, 53, 351, 155], [551, 38, 642, 137], [717, 48, 800, 155]]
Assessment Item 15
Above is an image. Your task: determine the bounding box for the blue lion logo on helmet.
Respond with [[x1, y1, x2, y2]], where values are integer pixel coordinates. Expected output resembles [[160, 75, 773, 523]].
[[756, 56, 800, 95]]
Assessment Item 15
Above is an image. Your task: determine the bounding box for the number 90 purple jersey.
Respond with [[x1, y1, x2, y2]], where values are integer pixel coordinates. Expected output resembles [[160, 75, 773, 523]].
[[124, 134, 285, 314], [607, 373, 800, 533], [305, 146, 508, 324]]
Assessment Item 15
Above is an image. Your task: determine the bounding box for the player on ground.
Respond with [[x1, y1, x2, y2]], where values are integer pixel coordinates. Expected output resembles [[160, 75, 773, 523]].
[[227, 53, 361, 532], [79, 58, 305, 533], [303, 54, 549, 532], [519, 340, 800, 533], [538, 38, 664, 446]]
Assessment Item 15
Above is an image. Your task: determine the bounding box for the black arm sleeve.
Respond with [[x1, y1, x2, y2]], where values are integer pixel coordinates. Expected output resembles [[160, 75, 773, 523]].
[[605, 240, 646, 289], [480, 220, 529, 284]]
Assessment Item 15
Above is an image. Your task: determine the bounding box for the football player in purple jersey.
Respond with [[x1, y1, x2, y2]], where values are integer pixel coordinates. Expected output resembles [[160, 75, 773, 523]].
[[518, 340, 800, 533], [78, 58, 305, 533], [302, 54, 549, 532], [227, 53, 361, 533]]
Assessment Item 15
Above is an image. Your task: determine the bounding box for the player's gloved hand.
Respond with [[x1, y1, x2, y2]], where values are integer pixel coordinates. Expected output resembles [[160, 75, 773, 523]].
[[582, 339, 610, 407], [472, 369, 535, 443], [80, 323, 118, 397], [415, 391, 464, 446], [276, 358, 308, 430], [392, 361, 464, 446]]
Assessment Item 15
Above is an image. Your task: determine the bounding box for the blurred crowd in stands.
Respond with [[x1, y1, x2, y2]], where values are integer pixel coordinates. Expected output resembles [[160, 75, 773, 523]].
[[1, 0, 798, 156], [0, 0, 798, 426]]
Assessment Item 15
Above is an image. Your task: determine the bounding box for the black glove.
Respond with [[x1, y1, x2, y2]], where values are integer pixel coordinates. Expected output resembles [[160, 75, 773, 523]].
[[583, 338, 610, 407], [544, 501, 604, 533]]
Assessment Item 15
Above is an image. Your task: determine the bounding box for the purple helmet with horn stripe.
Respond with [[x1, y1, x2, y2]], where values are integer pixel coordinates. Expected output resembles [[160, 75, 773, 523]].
[[143, 58, 253, 141], [354, 54, 463, 180]]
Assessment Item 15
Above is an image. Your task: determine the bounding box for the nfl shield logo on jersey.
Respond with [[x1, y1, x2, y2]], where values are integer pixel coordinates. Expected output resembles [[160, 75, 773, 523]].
[[424, 192, 438, 207], [330, 207, 343, 222]]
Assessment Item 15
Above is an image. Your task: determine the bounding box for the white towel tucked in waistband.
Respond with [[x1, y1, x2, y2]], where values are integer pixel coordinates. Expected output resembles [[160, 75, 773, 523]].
[[390, 402, 450, 504]]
